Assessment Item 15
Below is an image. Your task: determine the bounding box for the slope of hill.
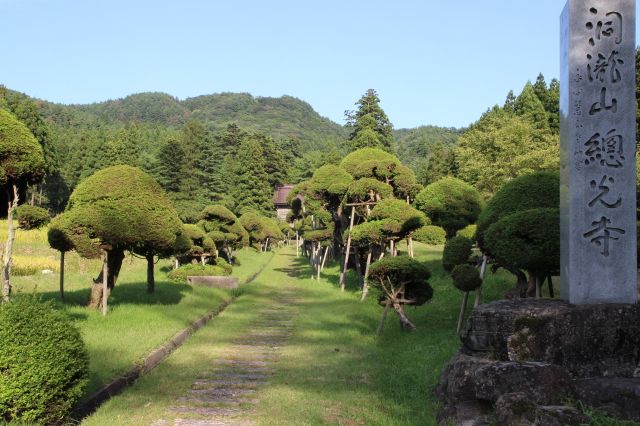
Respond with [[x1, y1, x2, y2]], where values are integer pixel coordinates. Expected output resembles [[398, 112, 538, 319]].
[[39, 92, 346, 151]]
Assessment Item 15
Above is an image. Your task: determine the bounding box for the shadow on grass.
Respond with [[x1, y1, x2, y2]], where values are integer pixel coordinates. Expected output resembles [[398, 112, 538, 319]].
[[31, 280, 194, 309]]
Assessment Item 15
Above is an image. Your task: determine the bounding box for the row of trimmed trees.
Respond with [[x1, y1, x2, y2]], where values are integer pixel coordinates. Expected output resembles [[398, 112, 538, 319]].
[[45, 164, 285, 314]]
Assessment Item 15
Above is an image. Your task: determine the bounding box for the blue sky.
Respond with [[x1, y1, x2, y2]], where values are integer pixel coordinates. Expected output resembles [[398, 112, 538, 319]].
[[1, 1, 638, 129]]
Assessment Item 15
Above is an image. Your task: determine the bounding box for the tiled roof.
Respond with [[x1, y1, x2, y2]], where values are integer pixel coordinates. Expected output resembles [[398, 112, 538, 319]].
[[273, 184, 294, 205]]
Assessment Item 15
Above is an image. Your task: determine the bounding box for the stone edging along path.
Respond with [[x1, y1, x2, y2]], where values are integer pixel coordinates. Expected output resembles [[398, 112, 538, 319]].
[[72, 252, 276, 421]]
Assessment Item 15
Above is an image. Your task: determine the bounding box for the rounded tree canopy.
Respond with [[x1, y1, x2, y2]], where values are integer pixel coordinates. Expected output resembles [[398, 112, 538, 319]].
[[307, 164, 354, 198], [340, 148, 400, 180], [451, 264, 483, 292], [346, 177, 393, 203], [484, 207, 559, 277], [198, 204, 248, 247], [369, 198, 429, 238], [442, 236, 473, 273], [0, 108, 46, 186], [54, 165, 183, 258], [350, 220, 386, 246], [413, 225, 447, 245], [414, 177, 483, 238], [476, 171, 559, 250], [367, 256, 433, 306]]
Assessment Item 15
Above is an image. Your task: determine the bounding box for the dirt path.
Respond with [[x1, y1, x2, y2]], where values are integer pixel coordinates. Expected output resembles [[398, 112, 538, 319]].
[[151, 287, 299, 426]]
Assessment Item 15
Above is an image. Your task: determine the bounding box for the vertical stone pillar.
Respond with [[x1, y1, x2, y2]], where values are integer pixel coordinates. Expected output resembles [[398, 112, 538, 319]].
[[561, 0, 636, 304]]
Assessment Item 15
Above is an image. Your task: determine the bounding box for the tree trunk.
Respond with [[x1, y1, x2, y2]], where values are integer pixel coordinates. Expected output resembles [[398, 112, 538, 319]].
[[146, 253, 155, 294], [59, 251, 65, 300], [2, 185, 18, 303], [89, 248, 125, 309], [296, 232, 299, 257], [390, 240, 395, 257], [377, 300, 391, 335], [408, 237, 414, 258], [360, 249, 373, 301], [102, 251, 108, 316], [393, 301, 416, 331]]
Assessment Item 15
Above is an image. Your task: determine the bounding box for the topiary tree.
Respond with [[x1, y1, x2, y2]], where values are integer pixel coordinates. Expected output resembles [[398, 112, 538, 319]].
[[47, 215, 75, 300], [456, 224, 477, 241], [0, 297, 89, 424], [367, 256, 433, 332], [239, 211, 284, 252], [451, 264, 483, 332], [414, 177, 483, 238], [484, 208, 559, 298], [442, 236, 473, 272], [476, 171, 559, 298], [413, 225, 447, 245], [15, 204, 50, 230], [0, 109, 46, 301], [476, 171, 559, 251], [49, 165, 184, 310], [198, 205, 248, 264]]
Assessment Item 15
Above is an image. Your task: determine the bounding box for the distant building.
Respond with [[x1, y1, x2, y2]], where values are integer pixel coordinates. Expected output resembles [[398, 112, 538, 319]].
[[273, 184, 294, 221]]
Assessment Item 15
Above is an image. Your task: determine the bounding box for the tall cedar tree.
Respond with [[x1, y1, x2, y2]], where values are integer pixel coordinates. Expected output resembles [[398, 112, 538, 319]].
[[155, 139, 185, 193], [228, 138, 273, 216], [345, 89, 394, 153]]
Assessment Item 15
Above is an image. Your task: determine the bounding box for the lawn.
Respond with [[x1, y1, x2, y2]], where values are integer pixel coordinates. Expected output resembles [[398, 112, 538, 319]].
[[4, 221, 274, 396], [82, 242, 516, 425]]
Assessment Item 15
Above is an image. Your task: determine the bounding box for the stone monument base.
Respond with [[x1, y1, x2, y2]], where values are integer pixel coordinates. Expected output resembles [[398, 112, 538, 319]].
[[436, 300, 640, 425], [186, 276, 239, 289]]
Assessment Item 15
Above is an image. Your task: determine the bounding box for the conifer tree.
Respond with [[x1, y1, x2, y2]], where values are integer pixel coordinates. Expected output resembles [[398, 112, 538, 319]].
[[345, 89, 394, 153], [514, 82, 550, 131], [227, 138, 273, 216]]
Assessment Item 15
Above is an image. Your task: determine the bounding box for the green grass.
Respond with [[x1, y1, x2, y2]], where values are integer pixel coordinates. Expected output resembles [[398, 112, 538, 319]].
[[5, 222, 274, 396], [82, 243, 515, 425]]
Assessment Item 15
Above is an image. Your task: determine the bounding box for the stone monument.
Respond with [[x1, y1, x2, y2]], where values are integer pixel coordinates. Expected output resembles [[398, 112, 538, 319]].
[[560, 0, 637, 304]]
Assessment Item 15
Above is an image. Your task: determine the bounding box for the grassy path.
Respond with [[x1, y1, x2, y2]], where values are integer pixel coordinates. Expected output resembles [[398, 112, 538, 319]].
[[84, 245, 513, 425]]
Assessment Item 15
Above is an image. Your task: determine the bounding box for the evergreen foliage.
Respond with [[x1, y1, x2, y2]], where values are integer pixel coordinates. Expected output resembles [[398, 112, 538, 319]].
[[167, 264, 230, 283], [442, 236, 473, 273], [484, 208, 560, 282], [15, 205, 49, 230], [0, 297, 89, 424], [450, 264, 482, 292], [475, 171, 559, 251], [413, 225, 447, 245], [367, 256, 433, 331], [345, 89, 394, 153], [0, 108, 46, 190], [227, 138, 274, 216], [414, 177, 483, 238]]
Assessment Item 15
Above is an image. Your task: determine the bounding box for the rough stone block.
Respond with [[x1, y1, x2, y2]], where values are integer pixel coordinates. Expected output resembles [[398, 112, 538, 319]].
[[186, 276, 239, 289]]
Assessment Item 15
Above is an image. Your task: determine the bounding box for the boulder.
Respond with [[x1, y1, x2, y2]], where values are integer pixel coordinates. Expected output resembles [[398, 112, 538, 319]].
[[574, 377, 640, 421]]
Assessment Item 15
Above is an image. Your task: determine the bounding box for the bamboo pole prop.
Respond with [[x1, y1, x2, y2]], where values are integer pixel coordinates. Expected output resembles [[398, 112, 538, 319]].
[[339, 206, 356, 291], [320, 246, 330, 272], [296, 231, 299, 257], [102, 251, 108, 316], [1, 185, 18, 303], [474, 255, 488, 307], [408, 237, 414, 258], [59, 251, 65, 300], [456, 291, 469, 333]]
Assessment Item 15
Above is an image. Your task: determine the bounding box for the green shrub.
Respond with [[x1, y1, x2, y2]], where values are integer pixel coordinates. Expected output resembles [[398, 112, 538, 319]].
[[168, 264, 229, 282], [413, 225, 446, 245], [214, 257, 233, 275], [451, 264, 482, 292], [456, 224, 477, 241], [414, 177, 483, 238], [476, 171, 559, 250], [0, 297, 88, 424], [367, 256, 434, 331], [15, 205, 50, 230], [442, 236, 473, 272], [484, 208, 559, 278]]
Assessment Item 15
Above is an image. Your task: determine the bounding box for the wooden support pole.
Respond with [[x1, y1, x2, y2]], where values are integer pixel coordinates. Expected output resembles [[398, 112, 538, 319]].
[[102, 251, 108, 316], [547, 274, 555, 299], [339, 206, 356, 291], [360, 249, 373, 301], [475, 255, 488, 307], [320, 246, 330, 272], [456, 291, 469, 333], [59, 251, 65, 300]]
